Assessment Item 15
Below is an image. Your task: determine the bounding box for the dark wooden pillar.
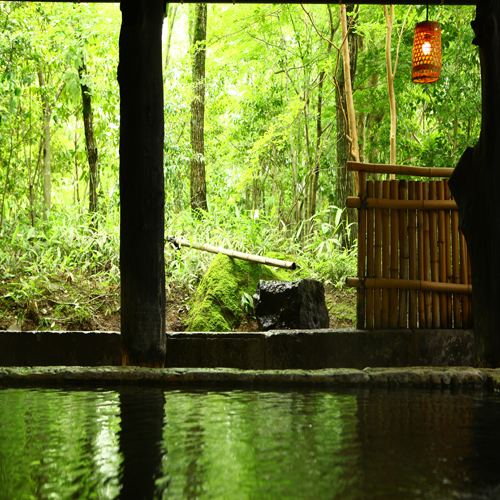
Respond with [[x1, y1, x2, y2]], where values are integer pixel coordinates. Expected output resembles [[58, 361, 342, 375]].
[[118, 0, 166, 366], [449, 0, 500, 367]]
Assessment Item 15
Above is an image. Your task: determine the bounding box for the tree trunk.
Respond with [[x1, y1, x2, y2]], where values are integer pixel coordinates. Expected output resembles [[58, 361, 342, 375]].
[[79, 62, 99, 224], [164, 3, 178, 71], [38, 69, 51, 221], [336, 5, 358, 248], [118, 0, 166, 367], [384, 5, 397, 168], [448, 1, 500, 367], [190, 3, 208, 214]]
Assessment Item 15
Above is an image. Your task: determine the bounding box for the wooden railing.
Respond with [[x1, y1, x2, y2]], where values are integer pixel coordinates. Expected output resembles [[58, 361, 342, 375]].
[[345, 162, 472, 330]]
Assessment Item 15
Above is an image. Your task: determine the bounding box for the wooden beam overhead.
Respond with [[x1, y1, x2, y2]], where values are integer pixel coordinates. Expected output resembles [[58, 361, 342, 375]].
[[3, 0, 477, 4]]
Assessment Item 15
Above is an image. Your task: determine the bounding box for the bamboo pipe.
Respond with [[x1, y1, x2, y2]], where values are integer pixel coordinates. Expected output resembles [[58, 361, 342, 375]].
[[374, 180, 383, 329], [408, 181, 418, 328], [347, 161, 454, 178], [366, 181, 374, 329], [399, 180, 408, 328], [167, 237, 297, 270], [390, 180, 399, 328], [346, 277, 472, 294], [347, 197, 458, 211], [382, 181, 390, 328]]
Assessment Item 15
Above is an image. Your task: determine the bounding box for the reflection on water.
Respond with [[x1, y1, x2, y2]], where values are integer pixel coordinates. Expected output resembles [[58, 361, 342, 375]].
[[0, 386, 500, 499]]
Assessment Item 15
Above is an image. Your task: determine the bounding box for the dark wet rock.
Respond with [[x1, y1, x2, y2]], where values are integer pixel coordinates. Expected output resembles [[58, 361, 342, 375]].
[[253, 279, 329, 331]]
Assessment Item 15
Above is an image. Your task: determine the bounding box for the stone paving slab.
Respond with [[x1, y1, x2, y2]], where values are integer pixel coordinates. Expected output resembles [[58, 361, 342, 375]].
[[0, 366, 498, 390]]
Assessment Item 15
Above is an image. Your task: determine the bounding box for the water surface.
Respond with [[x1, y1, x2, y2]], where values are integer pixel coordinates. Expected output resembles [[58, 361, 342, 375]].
[[1, 386, 499, 499]]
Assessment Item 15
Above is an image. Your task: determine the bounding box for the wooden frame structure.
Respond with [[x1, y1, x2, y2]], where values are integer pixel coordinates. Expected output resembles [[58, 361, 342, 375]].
[[346, 162, 472, 330]]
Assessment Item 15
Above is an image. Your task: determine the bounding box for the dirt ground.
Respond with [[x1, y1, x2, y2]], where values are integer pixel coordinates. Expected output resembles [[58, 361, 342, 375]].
[[0, 281, 356, 332]]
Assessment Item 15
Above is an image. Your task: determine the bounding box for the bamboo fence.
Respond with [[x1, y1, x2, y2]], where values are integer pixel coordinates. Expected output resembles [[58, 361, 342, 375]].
[[346, 162, 472, 330]]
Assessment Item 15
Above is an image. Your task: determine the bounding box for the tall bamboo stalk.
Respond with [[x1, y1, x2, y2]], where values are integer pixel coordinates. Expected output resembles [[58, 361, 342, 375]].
[[417, 181, 425, 327], [445, 182, 453, 325]]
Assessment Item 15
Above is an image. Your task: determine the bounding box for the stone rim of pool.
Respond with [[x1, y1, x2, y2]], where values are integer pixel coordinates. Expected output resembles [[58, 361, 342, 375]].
[[1, 366, 500, 391]]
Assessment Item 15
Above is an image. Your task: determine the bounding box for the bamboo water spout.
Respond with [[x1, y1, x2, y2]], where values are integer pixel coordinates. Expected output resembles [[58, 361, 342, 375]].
[[166, 237, 297, 271]]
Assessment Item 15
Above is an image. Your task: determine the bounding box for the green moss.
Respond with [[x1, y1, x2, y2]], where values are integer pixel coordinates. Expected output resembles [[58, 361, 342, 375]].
[[185, 253, 298, 332]]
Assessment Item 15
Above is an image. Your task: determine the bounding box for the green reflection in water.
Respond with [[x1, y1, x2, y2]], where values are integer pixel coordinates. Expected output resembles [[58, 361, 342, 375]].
[[0, 388, 121, 500], [159, 390, 359, 500]]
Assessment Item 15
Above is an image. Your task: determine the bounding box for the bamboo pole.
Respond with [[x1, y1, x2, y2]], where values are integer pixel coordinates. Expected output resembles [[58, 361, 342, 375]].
[[398, 180, 408, 328], [408, 181, 418, 328], [347, 161, 454, 178], [382, 181, 390, 328], [390, 179, 399, 328], [429, 181, 440, 328], [417, 181, 426, 328], [168, 238, 297, 270], [437, 181, 448, 328], [467, 252, 472, 327], [445, 182, 453, 326], [347, 197, 458, 210], [366, 181, 374, 329], [423, 184, 432, 328], [346, 277, 472, 294], [357, 171, 367, 329], [451, 203, 461, 328], [374, 181, 382, 329]]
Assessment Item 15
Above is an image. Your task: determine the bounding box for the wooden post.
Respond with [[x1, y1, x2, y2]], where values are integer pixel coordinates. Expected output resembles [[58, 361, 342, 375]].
[[118, 0, 166, 367], [449, 1, 500, 365]]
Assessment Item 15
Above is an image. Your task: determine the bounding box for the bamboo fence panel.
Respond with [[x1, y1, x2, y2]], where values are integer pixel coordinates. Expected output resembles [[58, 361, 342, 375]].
[[399, 181, 408, 328], [356, 171, 368, 330], [390, 180, 399, 328], [451, 208, 461, 328], [366, 181, 374, 329], [417, 181, 426, 328], [374, 181, 383, 329], [423, 185, 432, 327], [444, 182, 453, 326], [408, 181, 418, 328], [346, 163, 472, 330], [437, 181, 448, 328], [382, 181, 391, 328]]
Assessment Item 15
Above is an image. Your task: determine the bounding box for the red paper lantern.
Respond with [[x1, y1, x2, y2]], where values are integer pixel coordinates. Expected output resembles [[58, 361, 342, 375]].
[[412, 20, 442, 84]]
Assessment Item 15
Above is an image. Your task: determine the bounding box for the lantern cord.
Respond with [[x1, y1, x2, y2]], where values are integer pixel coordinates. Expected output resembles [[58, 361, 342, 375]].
[[426, 4, 429, 21]]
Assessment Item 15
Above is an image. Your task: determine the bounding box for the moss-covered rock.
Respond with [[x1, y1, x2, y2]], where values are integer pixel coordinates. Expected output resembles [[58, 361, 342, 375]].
[[185, 253, 296, 332]]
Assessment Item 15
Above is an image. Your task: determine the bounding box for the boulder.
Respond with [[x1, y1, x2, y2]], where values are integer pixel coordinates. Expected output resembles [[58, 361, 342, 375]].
[[253, 279, 330, 331]]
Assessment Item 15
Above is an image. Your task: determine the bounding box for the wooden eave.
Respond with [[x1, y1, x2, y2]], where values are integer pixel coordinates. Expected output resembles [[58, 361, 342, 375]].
[[4, 1, 478, 5]]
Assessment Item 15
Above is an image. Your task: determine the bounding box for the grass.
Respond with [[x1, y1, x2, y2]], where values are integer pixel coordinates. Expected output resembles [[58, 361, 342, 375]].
[[0, 203, 357, 331]]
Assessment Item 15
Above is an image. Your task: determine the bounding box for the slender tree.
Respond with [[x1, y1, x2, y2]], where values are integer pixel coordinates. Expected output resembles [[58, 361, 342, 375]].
[[79, 60, 99, 224], [190, 3, 208, 214]]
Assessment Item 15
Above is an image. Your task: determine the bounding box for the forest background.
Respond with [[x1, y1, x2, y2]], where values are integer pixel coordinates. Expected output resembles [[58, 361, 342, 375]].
[[0, 2, 480, 331]]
